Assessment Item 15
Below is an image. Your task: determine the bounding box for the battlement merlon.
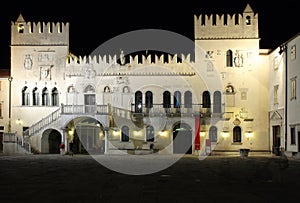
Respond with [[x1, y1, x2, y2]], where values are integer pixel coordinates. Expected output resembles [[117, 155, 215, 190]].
[[67, 53, 192, 66], [11, 15, 69, 46], [194, 4, 259, 40]]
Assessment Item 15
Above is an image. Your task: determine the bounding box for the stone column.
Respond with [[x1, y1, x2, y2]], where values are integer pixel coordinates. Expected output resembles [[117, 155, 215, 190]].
[[104, 127, 109, 154]]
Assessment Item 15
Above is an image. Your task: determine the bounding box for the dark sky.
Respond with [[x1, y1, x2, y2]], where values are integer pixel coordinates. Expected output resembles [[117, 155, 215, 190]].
[[0, 0, 299, 69]]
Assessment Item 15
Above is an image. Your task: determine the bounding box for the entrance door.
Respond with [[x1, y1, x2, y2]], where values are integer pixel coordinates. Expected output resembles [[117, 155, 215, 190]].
[[173, 123, 192, 154], [272, 125, 281, 156], [85, 94, 96, 113]]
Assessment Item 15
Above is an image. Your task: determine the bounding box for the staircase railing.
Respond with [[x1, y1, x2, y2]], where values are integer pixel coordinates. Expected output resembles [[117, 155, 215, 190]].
[[23, 107, 61, 138]]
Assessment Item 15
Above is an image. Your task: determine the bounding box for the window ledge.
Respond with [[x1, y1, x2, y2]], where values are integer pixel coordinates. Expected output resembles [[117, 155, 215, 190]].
[[231, 142, 243, 145]]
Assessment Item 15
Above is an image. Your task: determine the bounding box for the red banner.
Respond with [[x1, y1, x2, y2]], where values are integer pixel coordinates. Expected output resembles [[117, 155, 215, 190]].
[[194, 115, 200, 150]]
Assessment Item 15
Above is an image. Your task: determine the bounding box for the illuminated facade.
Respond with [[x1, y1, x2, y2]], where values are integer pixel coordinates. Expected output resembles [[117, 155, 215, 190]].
[[1, 4, 298, 156]]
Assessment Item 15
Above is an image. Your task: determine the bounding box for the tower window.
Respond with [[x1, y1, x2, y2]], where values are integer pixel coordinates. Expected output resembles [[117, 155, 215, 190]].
[[18, 23, 24, 33], [246, 16, 251, 25]]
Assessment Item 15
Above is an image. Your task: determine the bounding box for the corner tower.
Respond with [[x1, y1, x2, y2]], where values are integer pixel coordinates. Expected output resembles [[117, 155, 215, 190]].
[[194, 3, 258, 40], [10, 14, 69, 133]]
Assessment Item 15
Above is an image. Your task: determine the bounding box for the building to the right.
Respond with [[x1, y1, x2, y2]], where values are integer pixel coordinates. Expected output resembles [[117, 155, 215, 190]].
[[269, 32, 300, 156]]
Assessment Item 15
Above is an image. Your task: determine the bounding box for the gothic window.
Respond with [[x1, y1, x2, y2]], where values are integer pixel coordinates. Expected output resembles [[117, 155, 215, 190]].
[[209, 126, 218, 142], [146, 125, 155, 142], [32, 87, 39, 106], [145, 91, 153, 108], [225, 84, 235, 93], [173, 91, 181, 108], [233, 126, 242, 143], [104, 86, 110, 93], [245, 16, 251, 25], [121, 125, 129, 142], [290, 45, 296, 61], [163, 91, 171, 108], [22, 86, 30, 106], [52, 87, 59, 106], [184, 91, 192, 108], [42, 87, 49, 106], [67, 85, 75, 93], [135, 91, 143, 113], [226, 50, 233, 67], [202, 91, 211, 108], [123, 86, 130, 93], [213, 91, 222, 113]]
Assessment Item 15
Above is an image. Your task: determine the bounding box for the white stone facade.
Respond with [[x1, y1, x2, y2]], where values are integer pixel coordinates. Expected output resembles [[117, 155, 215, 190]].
[[1, 4, 299, 155]]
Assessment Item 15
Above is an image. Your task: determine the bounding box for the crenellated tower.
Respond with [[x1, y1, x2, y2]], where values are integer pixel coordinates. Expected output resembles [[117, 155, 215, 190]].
[[194, 4, 258, 40], [10, 14, 70, 130]]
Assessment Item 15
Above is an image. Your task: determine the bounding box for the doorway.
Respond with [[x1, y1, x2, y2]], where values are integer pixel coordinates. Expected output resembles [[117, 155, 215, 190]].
[[272, 125, 281, 156]]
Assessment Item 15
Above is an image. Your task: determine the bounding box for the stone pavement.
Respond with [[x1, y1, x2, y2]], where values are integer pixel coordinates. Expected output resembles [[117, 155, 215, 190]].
[[1, 153, 300, 203]]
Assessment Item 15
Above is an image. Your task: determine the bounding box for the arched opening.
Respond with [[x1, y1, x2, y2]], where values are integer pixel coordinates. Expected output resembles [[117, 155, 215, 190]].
[[41, 129, 62, 154], [202, 91, 211, 108], [22, 86, 30, 106], [226, 50, 233, 67], [145, 91, 153, 109], [42, 87, 49, 106], [32, 87, 39, 106], [51, 87, 59, 106], [213, 91, 222, 113], [163, 91, 171, 108], [66, 117, 105, 155], [233, 126, 242, 143], [135, 91, 143, 113], [172, 122, 192, 154], [209, 126, 218, 142], [121, 125, 130, 142], [146, 125, 154, 142], [184, 91, 192, 108], [173, 91, 181, 109]]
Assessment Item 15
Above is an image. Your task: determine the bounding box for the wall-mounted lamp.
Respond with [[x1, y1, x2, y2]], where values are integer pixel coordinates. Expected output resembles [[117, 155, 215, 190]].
[[16, 118, 23, 126], [245, 131, 253, 138], [200, 131, 206, 137], [222, 131, 229, 138], [279, 45, 286, 55]]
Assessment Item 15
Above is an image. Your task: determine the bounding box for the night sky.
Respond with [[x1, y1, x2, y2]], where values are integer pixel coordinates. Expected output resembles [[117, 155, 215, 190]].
[[0, 0, 299, 69]]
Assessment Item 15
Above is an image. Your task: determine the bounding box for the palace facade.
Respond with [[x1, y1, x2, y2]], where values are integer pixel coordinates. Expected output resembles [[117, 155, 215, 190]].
[[0, 4, 299, 156]]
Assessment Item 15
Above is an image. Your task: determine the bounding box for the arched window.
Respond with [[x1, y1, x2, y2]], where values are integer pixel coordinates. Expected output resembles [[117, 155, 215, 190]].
[[135, 91, 143, 113], [233, 126, 242, 142], [121, 125, 129, 142], [226, 50, 233, 67], [184, 91, 192, 108], [213, 91, 222, 113], [32, 87, 39, 106], [145, 91, 153, 108], [52, 87, 59, 106], [104, 86, 110, 93], [67, 85, 75, 93], [163, 91, 171, 108], [225, 84, 235, 93], [42, 87, 49, 106], [246, 16, 251, 25], [22, 86, 30, 106], [123, 86, 130, 93], [209, 126, 218, 142], [173, 91, 181, 108], [146, 125, 154, 142], [202, 91, 211, 108]]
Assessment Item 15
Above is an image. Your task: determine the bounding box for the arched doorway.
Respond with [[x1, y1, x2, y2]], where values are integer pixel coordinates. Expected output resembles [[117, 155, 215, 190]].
[[66, 117, 105, 155], [41, 129, 62, 154], [172, 123, 192, 154]]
